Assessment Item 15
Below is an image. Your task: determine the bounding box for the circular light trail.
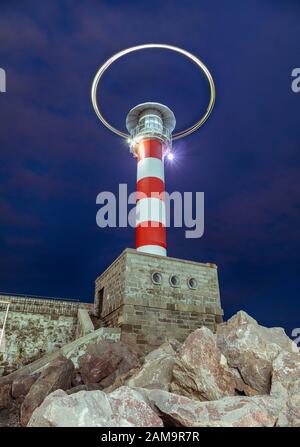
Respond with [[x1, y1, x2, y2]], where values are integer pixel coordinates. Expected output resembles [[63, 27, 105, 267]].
[[91, 44, 216, 141]]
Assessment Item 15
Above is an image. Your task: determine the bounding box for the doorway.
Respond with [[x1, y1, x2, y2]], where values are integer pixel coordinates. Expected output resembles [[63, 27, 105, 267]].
[[95, 287, 104, 318]]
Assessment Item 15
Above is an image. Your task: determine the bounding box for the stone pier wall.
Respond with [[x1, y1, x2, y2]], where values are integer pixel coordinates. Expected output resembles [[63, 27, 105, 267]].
[[0, 295, 91, 374]]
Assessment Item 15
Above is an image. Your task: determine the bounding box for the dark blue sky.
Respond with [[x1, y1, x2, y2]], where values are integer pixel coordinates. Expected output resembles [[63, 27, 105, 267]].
[[0, 1, 299, 335]]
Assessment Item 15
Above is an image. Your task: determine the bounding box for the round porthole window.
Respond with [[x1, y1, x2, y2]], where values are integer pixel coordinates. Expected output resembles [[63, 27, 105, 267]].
[[152, 272, 162, 285], [188, 277, 198, 289], [170, 275, 180, 287]]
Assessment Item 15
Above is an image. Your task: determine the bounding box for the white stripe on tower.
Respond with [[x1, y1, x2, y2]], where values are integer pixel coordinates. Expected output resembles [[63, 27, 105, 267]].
[[137, 157, 164, 183], [136, 139, 167, 256], [136, 198, 166, 226]]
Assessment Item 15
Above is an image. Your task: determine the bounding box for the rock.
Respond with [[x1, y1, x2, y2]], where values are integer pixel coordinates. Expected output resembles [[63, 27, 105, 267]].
[[99, 342, 142, 388], [216, 311, 296, 394], [28, 386, 163, 427], [28, 389, 129, 427], [229, 367, 260, 397], [275, 379, 300, 427], [125, 342, 177, 391], [102, 368, 140, 393], [144, 340, 179, 362], [108, 386, 163, 427], [71, 371, 83, 388], [126, 356, 175, 391], [170, 327, 236, 400], [0, 398, 21, 427], [271, 351, 300, 426], [20, 355, 74, 426], [67, 383, 103, 395], [0, 383, 12, 410], [12, 373, 39, 399], [271, 351, 300, 398], [78, 341, 141, 387], [0, 374, 14, 387], [282, 379, 300, 427], [103, 341, 179, 393], [142, 388, 279, 427], [78, 342, 121, 384]]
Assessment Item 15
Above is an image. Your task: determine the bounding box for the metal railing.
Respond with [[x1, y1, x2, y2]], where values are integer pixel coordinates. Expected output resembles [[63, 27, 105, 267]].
[[130, 122, 172, 142]]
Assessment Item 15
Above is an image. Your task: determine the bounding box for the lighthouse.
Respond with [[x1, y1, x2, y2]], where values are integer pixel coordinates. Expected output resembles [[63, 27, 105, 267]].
[[126, 102, 176, 256], [91, 44, 215, 257], [91, 45, 223, 352]]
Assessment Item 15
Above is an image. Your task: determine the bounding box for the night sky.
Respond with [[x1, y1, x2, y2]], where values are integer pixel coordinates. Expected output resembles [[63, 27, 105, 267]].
[[0, 1, 299, 336]]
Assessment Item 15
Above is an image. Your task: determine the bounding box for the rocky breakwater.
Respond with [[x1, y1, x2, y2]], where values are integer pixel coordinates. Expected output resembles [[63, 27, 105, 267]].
[[0, 311, 299, 427]]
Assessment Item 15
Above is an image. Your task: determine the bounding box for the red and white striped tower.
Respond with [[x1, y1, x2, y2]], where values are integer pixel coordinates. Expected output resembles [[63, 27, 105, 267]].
[[126, 103, 176, 256]]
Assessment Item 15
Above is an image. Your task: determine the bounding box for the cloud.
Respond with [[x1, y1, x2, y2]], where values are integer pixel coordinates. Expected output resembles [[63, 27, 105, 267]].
[[0, 198, 39, 227]]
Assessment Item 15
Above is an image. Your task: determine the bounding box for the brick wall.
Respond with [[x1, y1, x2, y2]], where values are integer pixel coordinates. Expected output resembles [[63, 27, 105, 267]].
[[94, 253, 126, 318], [94, 249, 223, 353]]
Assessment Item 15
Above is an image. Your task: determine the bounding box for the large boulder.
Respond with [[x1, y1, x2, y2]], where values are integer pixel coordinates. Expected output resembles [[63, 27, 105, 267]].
[[20, 355, 74, 426], [108, 386, 163, 427], [284, 379, 300, 427], [271, 351, 300, 426], [28, 389, 131, 427], [141, 388, 280, 427], [78, 341, 141, 387], [271, 351, 300, 398], [126, 356, 175, 391], [0, 383, 11, 410], [216, 311, 296, 394], [103, 341, 179, 394], [170, 327, 236, 400], [144, 340, 180, 362], [28, 387, 163, 427], [276, 379, 300, 427], [126, 341, 177, 391], [12, 373, 39, 400]]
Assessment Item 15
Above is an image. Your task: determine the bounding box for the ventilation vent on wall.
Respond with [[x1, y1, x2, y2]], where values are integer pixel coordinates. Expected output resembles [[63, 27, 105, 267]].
[[169, 275, 180, 287], [188, 277, 198, 289], [151, 272, 162, 285]]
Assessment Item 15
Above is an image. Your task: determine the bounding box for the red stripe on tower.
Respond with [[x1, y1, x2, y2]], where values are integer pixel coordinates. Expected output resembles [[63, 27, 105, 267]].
[[136, 139, 167, 256], [136, 222, 167, 250], [137, 139, 163, 161], [136, 177, 165, 201]]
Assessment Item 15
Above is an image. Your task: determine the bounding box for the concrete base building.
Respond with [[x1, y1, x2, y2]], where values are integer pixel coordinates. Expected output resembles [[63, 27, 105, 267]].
[[93, 248, 223, 353]]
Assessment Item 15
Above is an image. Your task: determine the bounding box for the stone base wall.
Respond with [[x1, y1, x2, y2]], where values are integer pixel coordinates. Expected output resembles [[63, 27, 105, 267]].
[[94, 302, 222, 354], [101, 308, 122, 329], [119, 304, 222, 352], [94, 249, 224, 354]]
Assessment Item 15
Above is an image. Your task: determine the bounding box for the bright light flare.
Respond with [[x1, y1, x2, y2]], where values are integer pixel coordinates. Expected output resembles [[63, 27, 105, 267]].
[[167, 152, 174, 161]]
